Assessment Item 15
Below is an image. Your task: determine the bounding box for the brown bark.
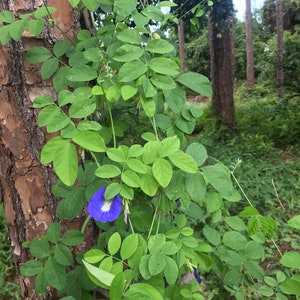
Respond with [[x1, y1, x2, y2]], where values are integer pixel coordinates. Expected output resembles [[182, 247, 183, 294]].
[[209, 0, 236, 130], [246, 0, 255, 88], [276, 0, 284, 99], [0, 1, 80, 299], [178, 19, 186, 73]]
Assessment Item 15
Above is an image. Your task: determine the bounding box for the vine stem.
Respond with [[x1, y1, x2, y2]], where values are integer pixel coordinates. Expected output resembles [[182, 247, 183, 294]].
[[147, 206, 158, 240], [81, 215, 91, 234], [231, 171, 254, 207], [106, 101, 116, 148]]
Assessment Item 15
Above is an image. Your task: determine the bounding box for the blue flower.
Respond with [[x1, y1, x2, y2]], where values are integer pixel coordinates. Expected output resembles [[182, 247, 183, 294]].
[[192, 266, 201, 283], [88, 187, 122, 222]]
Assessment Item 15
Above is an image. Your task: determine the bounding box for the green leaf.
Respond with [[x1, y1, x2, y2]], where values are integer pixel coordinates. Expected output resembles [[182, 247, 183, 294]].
[[119, 60, 147, 82], [225, 216, 247, 231], [116, 28, 141, 44], [82, 0, 97, 11], [72, 131, 106, 152], [61, 230, 84, 246], [0, 26, 11, 45], [114, 44, 143, 62], [121, 85, 138, 100], [127, 158, 147, 173], [122, 170, 140, 188], [205, 192, 223, 213], [66, 65, 97, 82], [175, 116, 195, 134], [47, 222, 61, 243], [69, 98, 96, 118], [143, 76, 157, 98], [8, 20, 27, 41], [77, 120, 102, 131], [164, 256, 178, 285], [41, 58, 59, 79], [53, 142, 78, 186], [186, 143, 207, 166], [279, 279, 300, 295], [169, 150, 198, 173], [54, 40, 72, 57], [288, 215, 300, 230], [280, 252, 300, 269], [107, 147, 127, 162], [30, 237, 50, 258], [152, 158, 172, 188], [244, 261, 264, 280], [40, 136, 67, 164], [163, 87, 185, 113], [33, 95, 54, 108], [244, 241, 265, 260], [108, 232, 122, 256], [84, 249, 107, 264], [148, 252, 166, 276], [177, 72, 212, 96], [34, 6, 57, 19], [27, 19, 44, 36], [202, 164, 233, 195], [110, 272, 125, 300], [140, 167, 159, 195], [0, 10, 14, 23], [141, 6, 164, 22], [38, 105, 70, 132], [149, 57, 179, 76], [27, 46, 52, 63], [20, 260, 43, 276], [239, 206, 259, 216], [159, 136, 180, 157], [95, 164, 121, 179], [150, 74, 176, 90], [114, 0, 137, 21], [120, 234, 139, 260], [157, 1, 178, 7], [145, 39, 174, 54], [68, 0, 80, 7], [203, 226, 221, 246], [83, 260, 115, 287], [185, 172, 206, 202], [140, 94, 156, 117], [142, 141, 160, 165], [54, 244, 73, 266], [44, 257, 67, 290], [223, 231, 247, 250], [124, 283, 163, 300]]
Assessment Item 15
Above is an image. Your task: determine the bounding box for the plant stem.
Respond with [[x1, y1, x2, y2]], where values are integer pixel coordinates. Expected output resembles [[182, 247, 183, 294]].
[[106, 101, 116, 148], [81, 216, 91, 234], [147, 206, 158, 239]]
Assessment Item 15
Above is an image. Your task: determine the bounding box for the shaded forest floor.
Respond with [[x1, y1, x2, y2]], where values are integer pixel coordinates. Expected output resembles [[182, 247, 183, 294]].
[[1, 85, 300, 299]]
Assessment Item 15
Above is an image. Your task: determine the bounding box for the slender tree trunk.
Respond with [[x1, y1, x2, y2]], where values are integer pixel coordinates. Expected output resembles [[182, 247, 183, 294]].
[[0, 1, 80, 299], [178, 19, 186, 73], [209, 0, 236, 130], [276, 0, 284, 99], [246, 0, 255, 88]]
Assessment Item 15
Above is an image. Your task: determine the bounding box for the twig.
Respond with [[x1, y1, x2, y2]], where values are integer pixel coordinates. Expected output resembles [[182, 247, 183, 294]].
[[271, 178, 285, 209]]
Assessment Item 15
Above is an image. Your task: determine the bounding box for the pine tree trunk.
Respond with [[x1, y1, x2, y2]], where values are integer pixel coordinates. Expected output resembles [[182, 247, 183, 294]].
[[276, 0, 284, 99], [0, 1, 80, 298], [209, 0, 236, 130], [246, 0, 255, 88]]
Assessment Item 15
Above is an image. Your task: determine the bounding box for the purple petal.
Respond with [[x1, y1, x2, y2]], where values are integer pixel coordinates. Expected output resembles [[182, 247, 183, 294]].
[[88, 187, 122, 222], [193, 266, 201, 283]]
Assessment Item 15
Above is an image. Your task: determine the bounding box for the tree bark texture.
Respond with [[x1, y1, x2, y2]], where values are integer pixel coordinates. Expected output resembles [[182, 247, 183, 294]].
[[0, 1, 80, 299], [246, 0, 255, 88], [178, 19, 186, 73], [209, 0, 236, 130], [276, 0, 284, 99]]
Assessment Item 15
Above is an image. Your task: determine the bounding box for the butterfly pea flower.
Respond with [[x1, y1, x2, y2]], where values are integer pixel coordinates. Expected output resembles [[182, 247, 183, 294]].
[[88, 187, 122, 222], [192, 266, 202, 283]]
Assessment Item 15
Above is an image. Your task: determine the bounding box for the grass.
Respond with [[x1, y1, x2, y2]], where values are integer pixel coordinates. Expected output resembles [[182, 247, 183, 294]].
[[0, 204, 20, 299]]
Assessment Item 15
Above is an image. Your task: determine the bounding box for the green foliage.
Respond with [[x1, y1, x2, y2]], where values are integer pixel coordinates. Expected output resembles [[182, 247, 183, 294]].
[[1, 1, 300, 300]]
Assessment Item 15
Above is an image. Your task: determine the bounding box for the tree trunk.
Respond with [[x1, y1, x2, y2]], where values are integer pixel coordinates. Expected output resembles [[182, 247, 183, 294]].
[[209, 0, 236, 130], [178, 19, 186, 73], [276, 0, 284, 99], [246, 0, 255, 88], [0, 1, 80, 299]]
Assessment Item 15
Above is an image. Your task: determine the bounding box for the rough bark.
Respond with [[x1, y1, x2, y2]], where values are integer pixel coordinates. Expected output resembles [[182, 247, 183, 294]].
[[0, 1, 80, 299], [246, 0, 255, 88], [178, 19, 186, 73], [276, 0, 284, 99], [209, 0, 236, 130]]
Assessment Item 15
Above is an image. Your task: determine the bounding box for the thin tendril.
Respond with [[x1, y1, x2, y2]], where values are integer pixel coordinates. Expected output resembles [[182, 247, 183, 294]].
[[106, 101, 116, 148]]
